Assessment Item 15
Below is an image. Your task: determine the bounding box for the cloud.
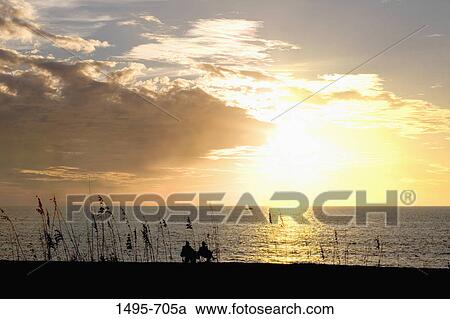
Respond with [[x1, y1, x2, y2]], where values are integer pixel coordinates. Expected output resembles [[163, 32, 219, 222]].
[[0, 82, 17, 95], [0, 0, 36, 41], [190, 67, 450, 138], [238, 70, 275, 81], [275, 74, 450, 137], [197, 63, 275, 81], [201, 146, 260, 161], [140, 15, 162, 25], [117, 19, 138, 26], [0, 48, 271, 190], [126, 18, 299, 66], [18, 165, 230, 183], [37, 30, 109, 53], [19, 166, 138, 183], [107, 62, 147, 84], [197, 63, 232, 78], [0, 0, 109, 53]]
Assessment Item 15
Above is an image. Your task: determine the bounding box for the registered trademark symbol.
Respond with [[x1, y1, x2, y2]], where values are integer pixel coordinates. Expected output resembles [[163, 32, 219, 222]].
[[400, 190, 416, 205]]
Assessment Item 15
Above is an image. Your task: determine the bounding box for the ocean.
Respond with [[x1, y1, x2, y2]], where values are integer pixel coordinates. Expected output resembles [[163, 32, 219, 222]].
[[1, 205, 449, 268]]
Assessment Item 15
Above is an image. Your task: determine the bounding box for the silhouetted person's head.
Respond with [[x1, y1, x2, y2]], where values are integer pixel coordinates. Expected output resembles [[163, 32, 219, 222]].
[[185, 241, 190, 246], [202, 241, 207, 247]]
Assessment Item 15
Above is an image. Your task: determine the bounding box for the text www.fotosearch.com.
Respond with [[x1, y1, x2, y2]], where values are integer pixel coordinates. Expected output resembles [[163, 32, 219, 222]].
[[196, 302, 334, 316]]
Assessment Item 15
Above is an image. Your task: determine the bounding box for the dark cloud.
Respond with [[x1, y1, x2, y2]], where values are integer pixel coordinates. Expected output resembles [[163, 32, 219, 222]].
[[0, 48, 271, 195]]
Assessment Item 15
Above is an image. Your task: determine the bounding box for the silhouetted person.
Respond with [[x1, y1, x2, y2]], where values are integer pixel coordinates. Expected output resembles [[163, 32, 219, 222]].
[[180, 241, 196, 263], [197, 241, 214, 262]]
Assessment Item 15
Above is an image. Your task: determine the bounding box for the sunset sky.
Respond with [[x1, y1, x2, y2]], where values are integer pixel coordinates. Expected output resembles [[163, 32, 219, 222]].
[[0, 0, 449, 206]]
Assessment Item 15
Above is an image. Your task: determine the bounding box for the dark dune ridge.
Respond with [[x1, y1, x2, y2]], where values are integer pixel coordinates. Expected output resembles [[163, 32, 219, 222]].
[[1, 261, 448, 299]]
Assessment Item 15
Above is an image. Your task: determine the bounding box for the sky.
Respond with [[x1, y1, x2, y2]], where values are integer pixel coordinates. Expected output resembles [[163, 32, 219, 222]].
[[0, 0, 449, 206]]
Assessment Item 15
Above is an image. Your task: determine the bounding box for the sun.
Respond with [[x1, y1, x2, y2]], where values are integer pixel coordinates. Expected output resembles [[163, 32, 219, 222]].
[[252, 115, 357, 193]]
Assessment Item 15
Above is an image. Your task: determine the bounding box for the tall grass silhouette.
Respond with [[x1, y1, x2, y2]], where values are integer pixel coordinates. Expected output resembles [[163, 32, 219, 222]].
[[0, 198, 402, 266]]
